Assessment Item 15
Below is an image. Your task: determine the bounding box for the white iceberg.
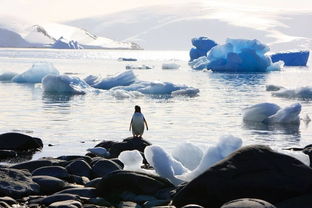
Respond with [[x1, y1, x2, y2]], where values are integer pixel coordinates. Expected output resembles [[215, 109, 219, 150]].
[[12, 63, 60, 83], [243, 102, 301, 124], [84, 70, 136, 90], [42, 74, 92, 95]]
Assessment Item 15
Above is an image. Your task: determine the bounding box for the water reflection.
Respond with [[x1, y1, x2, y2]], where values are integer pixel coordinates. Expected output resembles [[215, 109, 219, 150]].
[[209, 73, 269, 87]]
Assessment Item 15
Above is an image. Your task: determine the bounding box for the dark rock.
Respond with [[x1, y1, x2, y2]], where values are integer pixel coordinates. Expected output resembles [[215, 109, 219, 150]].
[[118, 201, 141, 208], [88, 197, 112, 206], [58, 155, 92, 164], [172, 145, 312, 208], [0, 201, 10, 208], [11, 159, 53, 172], [181, 205, 204, 208], [221, 198, 276, 208], [63, 183, 84, 190], [32, 175, 66, 194], [66, 160, 92, 178], [95, 140, 119, 149], [111, 158, 124, 168], [120, 191, 157, 203], [55, 187, 97, 198], [0, 132, 43, 151], [40, 193, 81, 206], [0, 150, 17, 159], [275, 193, 312, 208], [0, 196, 17, 205], [85, 177, 102, 188], [91, 159, 121, 178], [68, 175, 90, 185], [109, 137, 151, 158], [0, 168, 39, 198], [96, 170, 174, 200], [32, 166, 69, 179], [144, 199, 171, 208], [49, 199, 83, 208]]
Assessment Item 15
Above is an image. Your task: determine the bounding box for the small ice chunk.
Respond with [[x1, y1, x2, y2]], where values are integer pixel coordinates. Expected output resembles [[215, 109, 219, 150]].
[[12, 63, 59, 83], [172, 142, 203, 171], [272, 87, 312, 100], [162, 63, 180, 70], [118, 150, 143, 171], [0, 72, 18, 81], [243, 103, 281, 122], [118, 57, 137, 61], [126, 65, 152, 70], [84, 70, 136, 90], [267, 103, 301, 124], [109, 89, 144, 99], [266, 84, 284, 91], [42, 74, 91, 95], [171, 87, 199, 97], [189, 56, 209, 70], [52, 37, 83, 49]]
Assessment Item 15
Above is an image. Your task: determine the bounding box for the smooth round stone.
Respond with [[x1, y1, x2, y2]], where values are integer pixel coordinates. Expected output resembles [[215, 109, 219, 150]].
[[91, 159, 121, 178], [48, 199, 82, 208], [11, 159, 53, 172], [66, 160, 92, 178], [32, 166, 69, 179], [221, 198, 276, 208], [181, 205, 204, 208], [32, 175, 66, 195]]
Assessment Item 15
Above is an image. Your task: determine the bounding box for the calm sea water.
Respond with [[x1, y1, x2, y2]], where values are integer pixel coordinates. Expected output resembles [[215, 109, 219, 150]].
[[0, 48, 311, 160]]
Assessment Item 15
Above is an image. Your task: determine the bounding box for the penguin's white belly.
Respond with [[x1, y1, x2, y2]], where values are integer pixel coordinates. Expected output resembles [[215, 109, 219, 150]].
[[132, 116, 145, 135]]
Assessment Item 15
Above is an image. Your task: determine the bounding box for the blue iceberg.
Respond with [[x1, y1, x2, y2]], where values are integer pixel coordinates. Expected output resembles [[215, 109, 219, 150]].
[[52, 37, 83, 49], [189, 38, 283, 72], [189, 37, 217, 61], [271, 51, 310, 66]]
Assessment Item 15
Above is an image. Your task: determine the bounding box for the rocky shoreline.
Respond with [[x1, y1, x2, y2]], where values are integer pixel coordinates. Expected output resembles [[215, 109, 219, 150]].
[[1, 132, 312, 208]]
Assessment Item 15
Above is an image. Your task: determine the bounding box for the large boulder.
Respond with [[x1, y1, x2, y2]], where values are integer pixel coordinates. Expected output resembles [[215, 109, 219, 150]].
[[0, 168, 40, 198], [172, 145, 312, 208], [221, 198, 276, 208], [32, 166, 69, 179], [66, 159, 92, 178], [10, 159, 53, 172], [0, 132, 43, 151], [32, 175, 66, 195], [91, 159, 121, 178], [96, 170, 174, 200], [109, 137, 151, 158]]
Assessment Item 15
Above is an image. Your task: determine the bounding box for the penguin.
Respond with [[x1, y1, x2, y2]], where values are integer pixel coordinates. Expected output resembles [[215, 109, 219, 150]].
[[129, 105, 148, 138]]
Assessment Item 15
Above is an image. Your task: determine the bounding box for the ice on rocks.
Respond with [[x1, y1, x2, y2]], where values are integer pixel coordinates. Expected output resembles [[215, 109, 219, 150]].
[[12, 63, 59, 83], [118, 150, 144, 171]]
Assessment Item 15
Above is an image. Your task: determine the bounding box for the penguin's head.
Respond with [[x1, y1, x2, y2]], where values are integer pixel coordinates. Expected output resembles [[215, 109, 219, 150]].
[[135, 105, 141, 113]]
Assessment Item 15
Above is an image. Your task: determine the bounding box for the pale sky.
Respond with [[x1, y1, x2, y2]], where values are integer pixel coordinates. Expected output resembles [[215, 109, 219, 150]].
[[1, 0, 311, 22]]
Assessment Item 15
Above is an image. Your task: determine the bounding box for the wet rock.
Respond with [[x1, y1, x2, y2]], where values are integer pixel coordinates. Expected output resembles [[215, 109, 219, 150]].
[[66, 160, 92, 178], [55, 187, 97, 198], [0, 168, 39, 198], [275, 193, 312, 208], [32, 166, 69, 179], [88, 197, 112, 206], [181, 205, 204, 208], [0, 132, 43, 151], [49, 199, 83, 208], [95, 140, 118, 150], [0, 201, 10, 208], [32, 175, 66, 194], [221, 198, 276, 208], [85, 177, 102, 188], [120, 192, 157, 203], [91, 159, 121, 178], [11, 159, 53, 172], [40, 193, 81, 206], [109, 137, 151, 158], [143, 199, 171, 208], [0, 150, 17, 159], [0, 196, 17, 206], [68, 175, 90, 185], [118, 201, 141, 208], [58, 155, 92, 164], [96, 170, 174, 200], [172, 145, 312, 208]]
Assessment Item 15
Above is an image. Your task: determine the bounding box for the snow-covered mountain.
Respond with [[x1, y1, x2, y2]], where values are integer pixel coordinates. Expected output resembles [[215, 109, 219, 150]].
[[0, 17, 141, 49], [67, 3, 312, 51]]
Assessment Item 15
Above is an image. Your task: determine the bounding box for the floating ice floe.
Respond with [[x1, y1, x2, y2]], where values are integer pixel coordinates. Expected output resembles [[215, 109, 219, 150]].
[[266, 84, 285, 91], [271, 51, 310, 66], [162, 63, 180, 70], [109, 89, 144, 100], [126, 65, 152, 70], [189, 37, 217, 61], [0, 72, 18, 81], [272, 86, 312, 100], [84, 70, 136, 90], [112, 80, 199, 97], [12, 63, 60, 83], [189, 38, 284, 72], [42, 74, 92, 95], [243, 102, 301, 124]]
